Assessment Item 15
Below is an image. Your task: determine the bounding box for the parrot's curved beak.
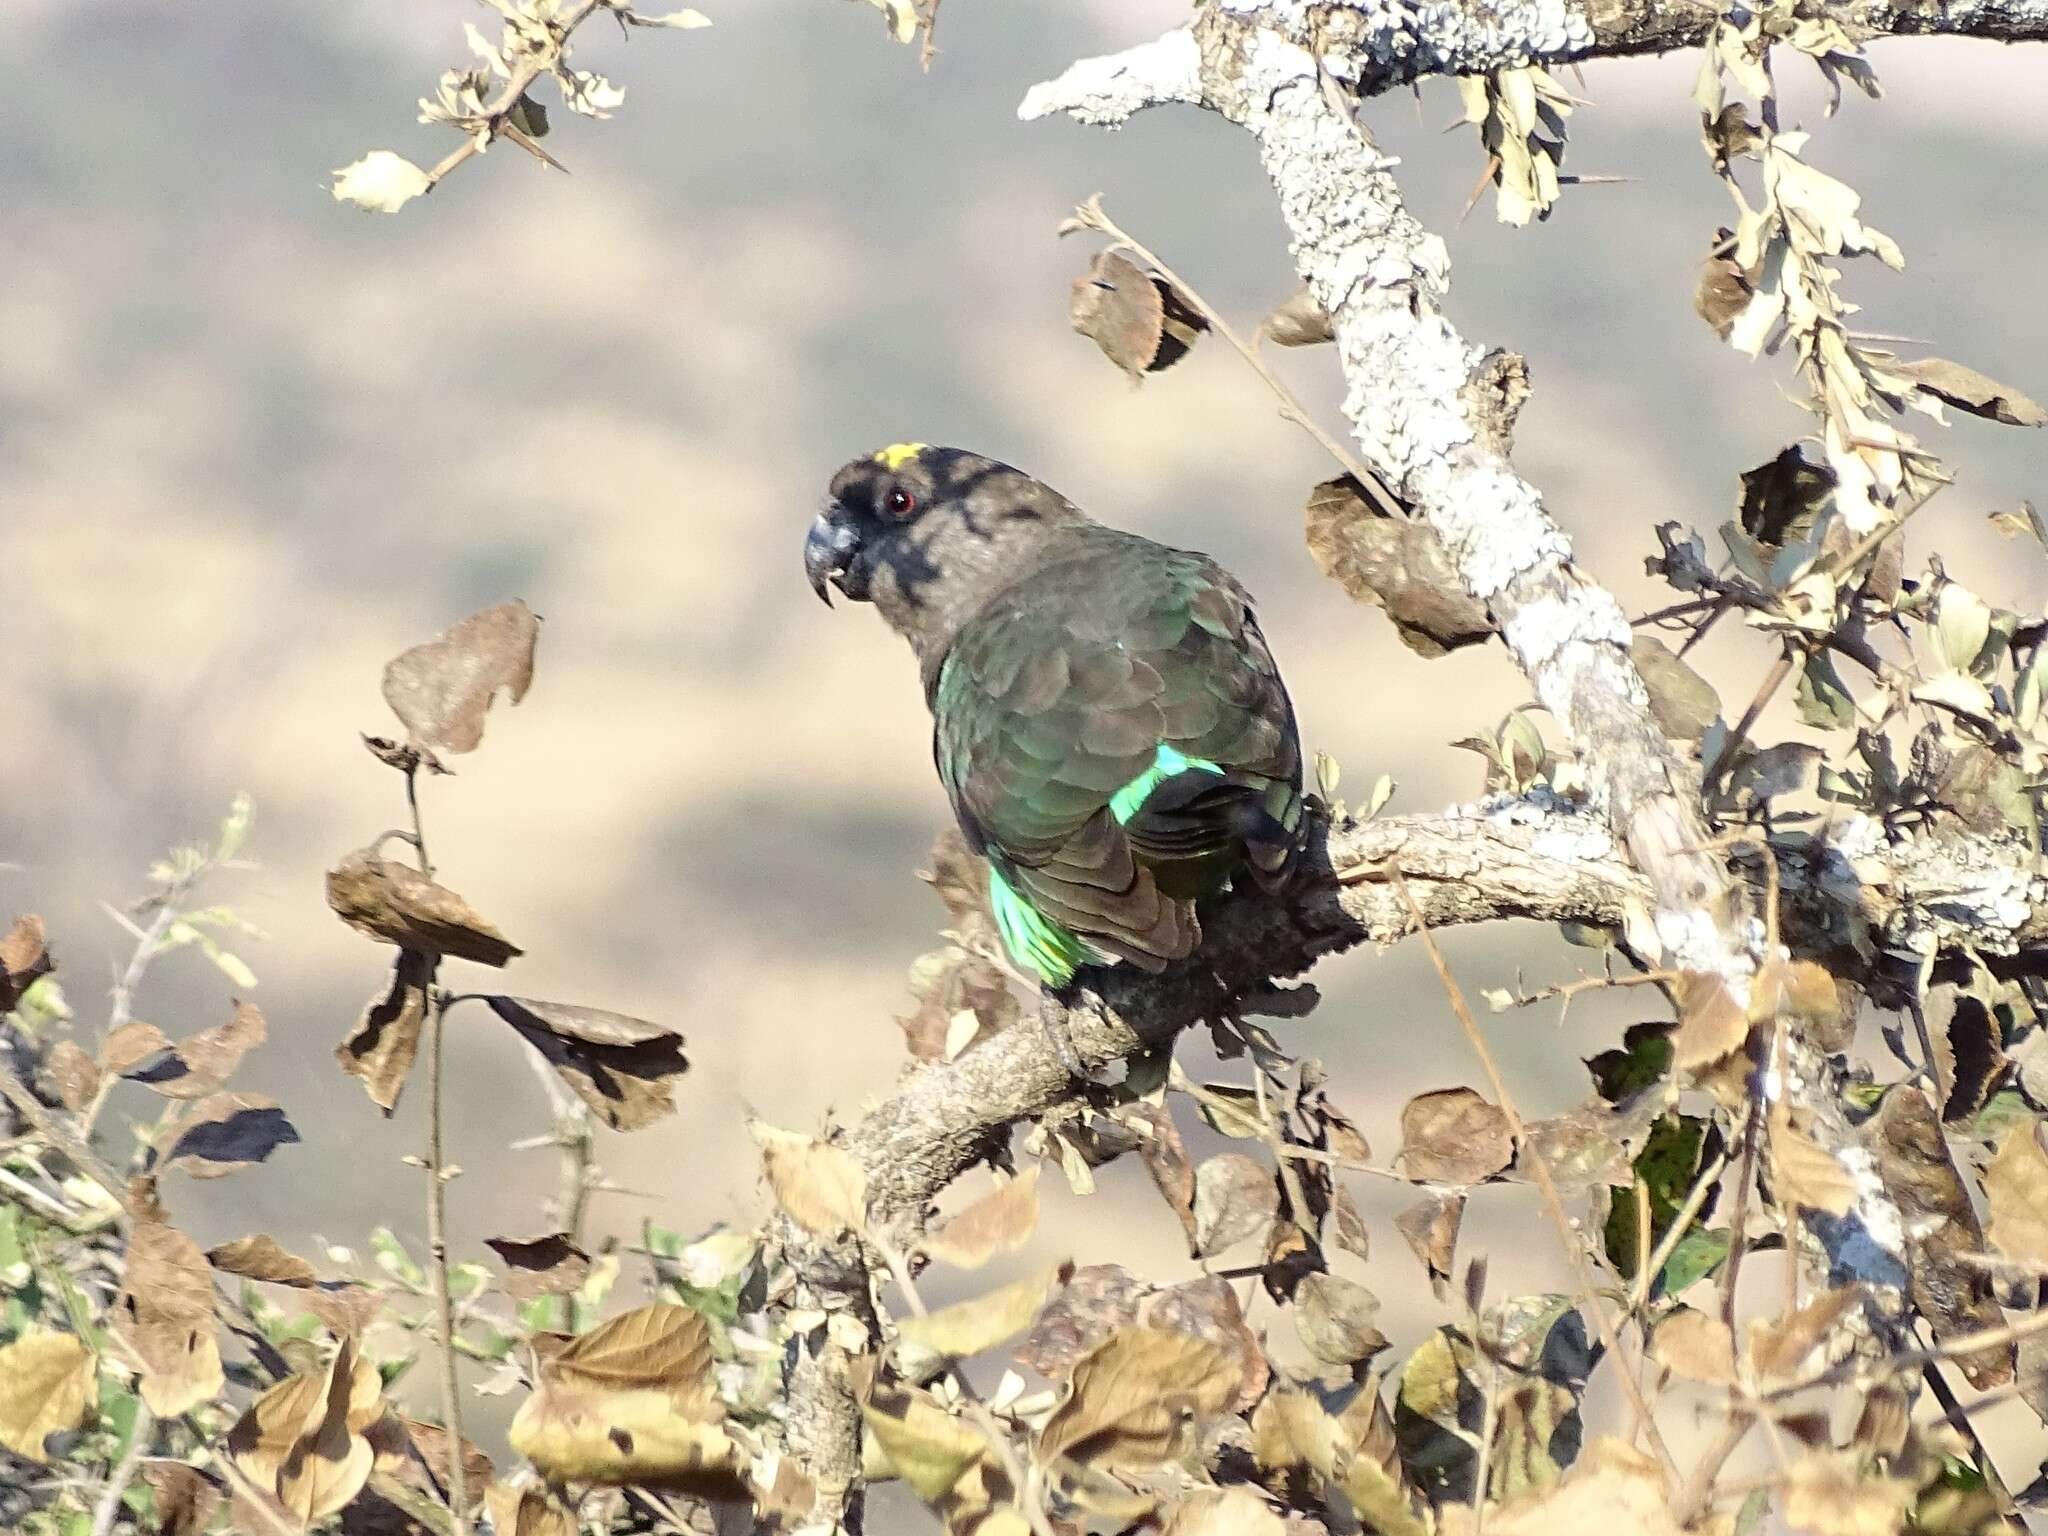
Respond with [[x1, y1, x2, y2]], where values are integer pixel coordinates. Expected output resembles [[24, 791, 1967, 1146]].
[[804, 505, 864, 606]]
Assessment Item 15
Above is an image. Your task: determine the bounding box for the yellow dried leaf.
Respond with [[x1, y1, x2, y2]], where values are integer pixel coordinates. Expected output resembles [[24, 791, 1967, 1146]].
[[1651, 1307, 1737, 1386], [1984, 1118, 2048, 1267], [1770, 1109, 1858, 1217], [1492, 1437, 1682, 1535], [0, 1330, 94, 1462], [484, 1481, 576, 1536], [861, 1381, 992, 1503], [922, 1167, 1040, 1269], [1160, 1488, 1289, 1536], [1674, 971, 1749, 1067], [509, 1383, 738, 1490], [548, 1304, 716, 1404], [1038, 1327, 1238, 1472], [112, 1221, 223, 1417], [753, 1122, 868, 1236], [1746, 1286, 1865, 1386], [226, 1339, 384, 1526], [896, 1264, 1066, 1364]]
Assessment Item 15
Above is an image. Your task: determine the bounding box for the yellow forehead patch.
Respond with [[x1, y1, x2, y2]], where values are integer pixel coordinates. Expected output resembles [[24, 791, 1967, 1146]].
[[872, 442, 928, 471]]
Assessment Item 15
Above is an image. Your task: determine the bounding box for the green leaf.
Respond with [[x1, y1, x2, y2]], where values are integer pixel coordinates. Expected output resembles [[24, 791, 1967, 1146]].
[[1795, 651, 1855, 730], [1659, 1227, 1731, 1296], [370, 1226, 426, 1288], [1603, 1113, 1716, 1283], [1585, 1023, 1673, 1103]]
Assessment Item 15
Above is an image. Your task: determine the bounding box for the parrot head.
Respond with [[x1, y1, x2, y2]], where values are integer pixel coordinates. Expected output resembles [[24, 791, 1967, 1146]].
[[806, 445, 1084, 655]]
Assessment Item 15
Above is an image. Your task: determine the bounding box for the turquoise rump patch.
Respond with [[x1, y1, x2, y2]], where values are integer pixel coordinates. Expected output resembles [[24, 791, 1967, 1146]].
[[1109, 742, 1222, 825], [989, 744, 1225, 986], [989, 864, 1107, 986]]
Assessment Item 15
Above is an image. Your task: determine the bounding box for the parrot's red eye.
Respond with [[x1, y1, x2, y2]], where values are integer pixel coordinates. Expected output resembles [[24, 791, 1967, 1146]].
[[885, 488, 917, 518]]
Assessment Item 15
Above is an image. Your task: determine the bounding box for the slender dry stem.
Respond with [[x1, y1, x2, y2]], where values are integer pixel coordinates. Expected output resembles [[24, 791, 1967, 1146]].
[[1390, 870, 1681, 1481]]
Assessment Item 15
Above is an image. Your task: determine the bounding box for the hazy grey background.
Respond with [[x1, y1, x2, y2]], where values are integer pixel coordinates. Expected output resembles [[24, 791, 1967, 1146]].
[[3, 0, 2045, 1449]]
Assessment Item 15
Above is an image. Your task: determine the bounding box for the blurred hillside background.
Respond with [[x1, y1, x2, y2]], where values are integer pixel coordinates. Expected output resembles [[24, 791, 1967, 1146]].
[[4, 0, 2045, 1439]]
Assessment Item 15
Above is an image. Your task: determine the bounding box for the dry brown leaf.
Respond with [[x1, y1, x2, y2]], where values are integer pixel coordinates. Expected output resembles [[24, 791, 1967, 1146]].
[[548, 1304, 715, 1398], [1160, 1488, 1289, 1536], [1491, 1436, 1682, 1536], [227, 1339, 384, 1527], [922, 1167, 1041, 1270], [511, 1304, 734, 1492], [1395, 1192, 1465, 1292], [335, 949, 432, 1113], [1984, 1116, 2048, 1267], [381, 600, 539, 757], [1138, 1276, 1267, 1413], [1750, 959, 1841, 1024], [126, 1000, 265, 1099], [1192, 1152, 1278, 1255], [1867, 1085, 2011, 1388], [209, 1234, 319, 1287], [1769, 1108, 1859, 1217], [1674, 971, 1749, 1068], [897, 1264, 1067, 1364], [510, 1380, 737, 1491], [45, 1039, 100, 1111], [753, 1122, 868, 1235], [485, 1233, 592, 1302], [1783, 1449, 1914, 1536], [1037, 1327, 1237, 1473], [102, 1019, 171, 1074], [1327, 1183, 1371, 1263], [1884, 355, 2048, 429], [898, 943, 1014, 1061], [1632, 634, 1722, 743], [327, 852, 521, 966], [1398, 1087, 1512, 1184], [861, 1380, 993, 1503], [1650, 1307, 1736, 1386], [1015, 1265, 1150, 1377], [1305, 476, 1494, 657], [484, 1482, 575, 1536], [1746, 1286, 1865, 1385], [1256, 286, 1333, 348], [486, 997, 688, 1131], [112, 1220, 223, 1416], [1126, 1101, 1197, 1249], [163, 1091, 300, 1178], [0, 913, 52, 1011], [0, 1330, 95, 1462], [1293, 1272, 1385, 1365], [1068, 250, 1205, 379], [143, 1463, 224, 1536], [372, 1417, 493, 1517]]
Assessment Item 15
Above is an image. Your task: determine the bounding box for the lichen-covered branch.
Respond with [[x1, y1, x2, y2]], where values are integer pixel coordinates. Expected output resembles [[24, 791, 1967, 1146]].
[[1019, 0, 2048, 111]]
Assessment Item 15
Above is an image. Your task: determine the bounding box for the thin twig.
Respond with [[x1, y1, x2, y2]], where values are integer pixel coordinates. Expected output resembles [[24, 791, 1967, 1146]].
[[1673, 1409, 1754, 1525], [88, 1403, 153, 1536], [1073, 201, 1403, 513], [407, 766, 470, 1536], [1703, 641, 1796, 791], [1627, 1146, 1731, 1314], [424, 0, 603, 191], [1389, 870, 1681, 1482]]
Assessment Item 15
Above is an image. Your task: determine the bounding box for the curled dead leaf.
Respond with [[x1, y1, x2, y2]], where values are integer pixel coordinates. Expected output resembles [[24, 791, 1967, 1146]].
[[112, 1221, 223, 1417], [752, 1121, 867, 1235], [327, 852, 521, 966], [1398, 1087, 1512, 1184], [336, 949, 433, 1112], [922, 1167, 1041, 1270], [1069, 250, 1206, 379], [163, 1091, 300, 1178], [0, 1330, 95, 1462], [381, 600, 539, 758], [125, 999, 265, 1099], [0, 914, 52, 1011], [485, 1233, 592, 1301], [485, 996, 688, 1131]]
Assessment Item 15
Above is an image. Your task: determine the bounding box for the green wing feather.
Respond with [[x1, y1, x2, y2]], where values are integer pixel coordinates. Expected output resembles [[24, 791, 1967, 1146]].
[[933, 525, 1302, 984]]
